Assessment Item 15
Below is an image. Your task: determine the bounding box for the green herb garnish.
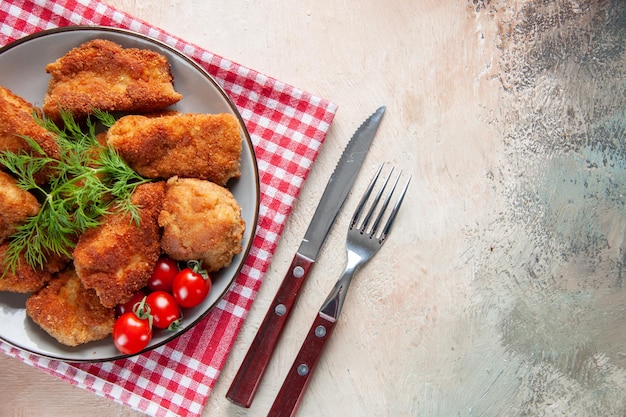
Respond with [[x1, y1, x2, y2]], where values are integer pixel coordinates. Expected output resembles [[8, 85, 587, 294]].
[[0, 109, 150, 273]]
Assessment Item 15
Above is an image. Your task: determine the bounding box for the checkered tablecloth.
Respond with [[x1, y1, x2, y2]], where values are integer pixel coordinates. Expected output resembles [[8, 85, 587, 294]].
[[0, 1, 337, 416]]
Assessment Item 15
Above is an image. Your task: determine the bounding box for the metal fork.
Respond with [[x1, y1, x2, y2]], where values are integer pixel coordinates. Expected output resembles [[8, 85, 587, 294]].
[[267, 164, 411, 417]]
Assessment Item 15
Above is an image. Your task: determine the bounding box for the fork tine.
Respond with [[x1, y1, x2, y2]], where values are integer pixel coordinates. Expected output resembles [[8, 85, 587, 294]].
[[379, 174, 411, 242], [370, 170, 402, 236], [359, 167, 394, 233], [350, 163, 384, 229]]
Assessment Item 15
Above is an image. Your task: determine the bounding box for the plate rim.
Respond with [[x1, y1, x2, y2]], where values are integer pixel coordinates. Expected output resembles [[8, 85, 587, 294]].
[[0, 25, 260, 362]]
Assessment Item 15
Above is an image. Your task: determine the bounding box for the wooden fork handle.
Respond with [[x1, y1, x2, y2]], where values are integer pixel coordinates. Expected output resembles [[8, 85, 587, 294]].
[[227, 252, 314, 408], [267, 313, 337, 417]]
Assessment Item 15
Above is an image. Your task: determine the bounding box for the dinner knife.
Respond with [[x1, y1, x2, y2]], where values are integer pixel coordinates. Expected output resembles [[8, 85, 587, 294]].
[[226, 106, 386, 408]]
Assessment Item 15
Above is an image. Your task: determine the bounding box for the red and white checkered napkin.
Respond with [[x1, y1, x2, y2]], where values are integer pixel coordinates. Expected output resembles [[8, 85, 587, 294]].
[[0, 1, 337, 416]]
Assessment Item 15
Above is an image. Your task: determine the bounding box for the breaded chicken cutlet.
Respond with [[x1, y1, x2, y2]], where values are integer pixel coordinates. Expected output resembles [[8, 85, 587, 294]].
[[0, 171, 40, 244], [43, 39, 182, 121], [73, 182, 165, 308], [106, 112, 242, 186], [26, 267, 115, 346], [159, 177, 245, 272], [0, 242, 69, 293], [0, 86, 60, 184]]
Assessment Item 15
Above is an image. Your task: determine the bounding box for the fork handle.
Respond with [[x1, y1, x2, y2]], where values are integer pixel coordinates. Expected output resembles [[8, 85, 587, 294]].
[[267, 313, 337, 417], [227, 253, 314, 407]]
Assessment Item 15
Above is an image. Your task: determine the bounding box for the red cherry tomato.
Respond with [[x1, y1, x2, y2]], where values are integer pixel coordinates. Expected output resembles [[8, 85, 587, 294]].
[[148, 257, 179, 292], [113, 311, 152, 355], [172, 263, 211, 308], [115, 289, 146, 317], [145, 291, 182, 330]]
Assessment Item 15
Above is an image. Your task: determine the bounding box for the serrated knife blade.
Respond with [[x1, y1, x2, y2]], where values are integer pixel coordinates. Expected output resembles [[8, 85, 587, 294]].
[[226, 106, 386, 408]]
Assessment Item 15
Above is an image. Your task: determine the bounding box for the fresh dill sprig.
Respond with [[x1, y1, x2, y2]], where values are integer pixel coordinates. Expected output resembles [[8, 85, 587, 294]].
[[0, 109, 151, 273]]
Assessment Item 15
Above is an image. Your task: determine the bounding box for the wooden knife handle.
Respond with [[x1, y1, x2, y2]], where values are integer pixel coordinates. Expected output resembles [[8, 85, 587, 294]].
[[267, 313, 337, 417], [226, 252, 314, 408]]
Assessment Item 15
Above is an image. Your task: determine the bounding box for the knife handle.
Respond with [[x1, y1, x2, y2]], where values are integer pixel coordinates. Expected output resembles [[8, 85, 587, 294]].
[[267, 313, 337, 417], [227, 252, 314, 408]]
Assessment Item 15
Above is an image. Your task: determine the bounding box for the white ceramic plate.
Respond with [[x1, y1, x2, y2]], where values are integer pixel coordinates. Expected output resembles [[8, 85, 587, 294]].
[[0, 26, 259, 362]]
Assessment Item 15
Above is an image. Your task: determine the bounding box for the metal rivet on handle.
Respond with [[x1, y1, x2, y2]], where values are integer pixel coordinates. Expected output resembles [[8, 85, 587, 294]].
[[297, 364, 309, 376], [275, 304, 287, 316], [315, 325, 326, 338], [293, 266, 305, 278]]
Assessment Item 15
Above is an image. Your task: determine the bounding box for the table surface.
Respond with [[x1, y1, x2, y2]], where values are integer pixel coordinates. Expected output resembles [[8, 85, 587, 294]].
[[2, 1, 626, 416]]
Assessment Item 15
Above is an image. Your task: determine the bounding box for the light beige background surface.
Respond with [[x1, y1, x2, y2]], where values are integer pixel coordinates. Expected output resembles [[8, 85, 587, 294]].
[[2, 1, 626, 416]]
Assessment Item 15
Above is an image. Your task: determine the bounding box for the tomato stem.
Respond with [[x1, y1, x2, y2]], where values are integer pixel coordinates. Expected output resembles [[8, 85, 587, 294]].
[[133, 296, 153, 329], [167, 319, 182, 331], [187, 259, 210, 280]]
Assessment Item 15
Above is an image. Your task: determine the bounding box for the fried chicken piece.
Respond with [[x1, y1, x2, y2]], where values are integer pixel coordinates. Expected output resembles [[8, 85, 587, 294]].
[[0, 242, 70, 293], [73, 182, 165, 308], [0, 85, 60, 183], [0, 171, 40, 244], [159, 177, 245, 272], [43, 39, 182, 121], [106, 112, 242, 186], [26, 267, 115, 346]]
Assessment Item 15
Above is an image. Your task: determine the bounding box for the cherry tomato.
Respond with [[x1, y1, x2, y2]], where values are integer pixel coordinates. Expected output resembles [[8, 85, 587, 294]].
[[172, 263, 211, 308], [113, 311, 152, 355], [115, 289, 146, 317], [145, 291, 182, 330], [148, 257, 179, 292]]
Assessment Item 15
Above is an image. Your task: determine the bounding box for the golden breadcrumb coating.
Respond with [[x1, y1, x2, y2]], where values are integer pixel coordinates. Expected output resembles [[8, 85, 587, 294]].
[[0, 242, 70, 293], [26, 267, 115, 346], [43, 39, 182, 120], [159, 177, 245, 272], [73, 182, 165, 308], [106, 112, 242, 186], [0, 85, 60, 183], [0, 171, 40, 244]]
